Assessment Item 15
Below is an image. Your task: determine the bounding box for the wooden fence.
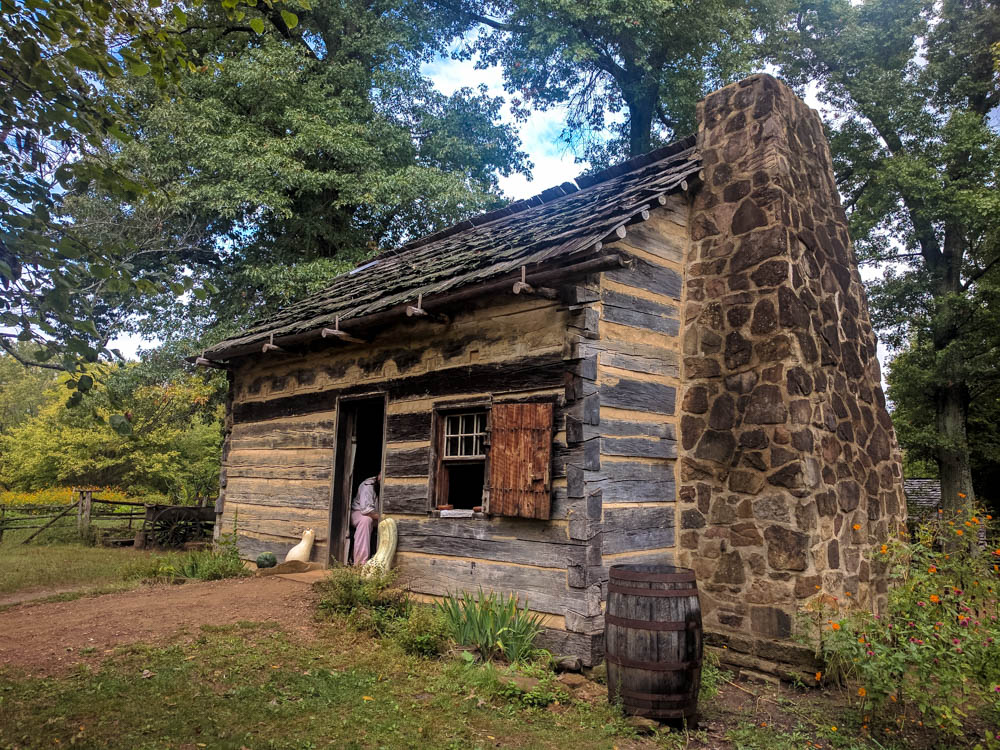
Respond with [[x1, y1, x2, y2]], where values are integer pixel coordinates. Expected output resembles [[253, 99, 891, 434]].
[[0, 489, 146, 545]]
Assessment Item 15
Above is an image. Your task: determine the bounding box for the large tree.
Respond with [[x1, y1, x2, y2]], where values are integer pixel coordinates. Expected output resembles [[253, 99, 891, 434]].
[[772, 0, 1000, 510], [65, 0, 529, 342], [440, 0, 779, 163], [0, 0, 299, 384]]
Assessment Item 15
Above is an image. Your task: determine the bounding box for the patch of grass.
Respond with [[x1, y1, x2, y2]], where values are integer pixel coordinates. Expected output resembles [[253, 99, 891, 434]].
[[0, 620, 650, 750], [699, 648, 726, 701], [314, 567, 410, 636], [121, 541, 249, 584], [390, 604, 450, 657], [727, 721, 814, 750], [0, 537, 151, 597]]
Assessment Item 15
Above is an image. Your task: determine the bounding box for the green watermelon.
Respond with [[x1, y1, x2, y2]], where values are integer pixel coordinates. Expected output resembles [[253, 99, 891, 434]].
[[256, 551, 278, 568]]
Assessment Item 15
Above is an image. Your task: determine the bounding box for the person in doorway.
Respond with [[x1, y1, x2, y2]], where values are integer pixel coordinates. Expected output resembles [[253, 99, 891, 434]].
[[350, 473, 380, 566]]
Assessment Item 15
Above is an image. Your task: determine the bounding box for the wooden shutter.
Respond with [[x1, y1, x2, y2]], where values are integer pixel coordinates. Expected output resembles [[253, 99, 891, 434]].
[[488, 402, 553, 519]]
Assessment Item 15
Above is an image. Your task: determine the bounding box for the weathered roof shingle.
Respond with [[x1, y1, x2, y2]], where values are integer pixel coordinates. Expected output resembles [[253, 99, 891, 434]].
[[205, 135, 701, 360]]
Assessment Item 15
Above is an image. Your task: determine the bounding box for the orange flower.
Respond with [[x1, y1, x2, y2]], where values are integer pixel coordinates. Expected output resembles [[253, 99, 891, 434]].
[[816, 671, 822, 682], [965, 521, 972, 527], [930, 594, 940, 603], [986, 515, 992, 520], [858, 687, 867, 697], [958, 492, 967, 499], [938, 509, 944, 514], [858, 637, 866, 643], [929, 566, 937, 573], [890, 694, 897, 703], [831, 622, 841, 631], [880, 545, 888, 554], [956, 529, 964, 536], [971, 517, 979, 524], [845, 591, 852, 597], [853, 523, 861, 530]]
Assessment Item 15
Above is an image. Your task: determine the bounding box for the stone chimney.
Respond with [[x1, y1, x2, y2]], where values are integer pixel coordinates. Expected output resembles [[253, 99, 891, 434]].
[[677, 74, 907, 676]]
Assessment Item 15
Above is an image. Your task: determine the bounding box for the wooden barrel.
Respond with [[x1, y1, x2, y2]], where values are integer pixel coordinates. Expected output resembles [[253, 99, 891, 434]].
[[605, 564, 702, 721]]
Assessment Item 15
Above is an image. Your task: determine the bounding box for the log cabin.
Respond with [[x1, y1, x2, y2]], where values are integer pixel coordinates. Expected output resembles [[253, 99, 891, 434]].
[[197, 74, 907, 673]]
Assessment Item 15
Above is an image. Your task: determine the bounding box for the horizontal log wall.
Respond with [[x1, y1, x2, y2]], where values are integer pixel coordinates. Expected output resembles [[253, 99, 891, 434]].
[[220, 292, 601, 652], [565, 196, 690, 626]]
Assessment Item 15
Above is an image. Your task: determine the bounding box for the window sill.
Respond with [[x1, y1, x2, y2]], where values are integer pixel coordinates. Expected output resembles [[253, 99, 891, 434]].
[[429, 509, 488, 520]]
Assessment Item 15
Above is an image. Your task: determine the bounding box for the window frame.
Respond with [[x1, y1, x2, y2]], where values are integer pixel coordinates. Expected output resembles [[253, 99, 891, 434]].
[[428, 399, 491, 513]]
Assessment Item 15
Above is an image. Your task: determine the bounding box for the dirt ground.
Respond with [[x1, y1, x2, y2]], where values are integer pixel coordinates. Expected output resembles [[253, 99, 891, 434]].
[[0, 576, 318, 676]]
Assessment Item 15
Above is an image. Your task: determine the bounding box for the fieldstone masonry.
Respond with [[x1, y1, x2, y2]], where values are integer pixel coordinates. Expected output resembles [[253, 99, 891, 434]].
[[677, 74, 907, 674]]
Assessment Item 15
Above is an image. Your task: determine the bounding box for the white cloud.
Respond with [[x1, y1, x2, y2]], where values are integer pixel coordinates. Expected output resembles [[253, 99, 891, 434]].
[[422, 53, 587, 199]]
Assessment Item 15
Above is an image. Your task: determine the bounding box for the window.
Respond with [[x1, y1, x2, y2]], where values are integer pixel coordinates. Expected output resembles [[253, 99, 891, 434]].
[[431, 401, 554, 519], [435, 409, 488, 510], [444, 412, 487, 459]]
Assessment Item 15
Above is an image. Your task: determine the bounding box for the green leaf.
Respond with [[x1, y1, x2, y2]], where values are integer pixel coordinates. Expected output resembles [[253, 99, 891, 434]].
[[128, 61, 151, 76], [249, 17, 265, 34], [76, 374, 94, 392], [280, 9, 298, 29]]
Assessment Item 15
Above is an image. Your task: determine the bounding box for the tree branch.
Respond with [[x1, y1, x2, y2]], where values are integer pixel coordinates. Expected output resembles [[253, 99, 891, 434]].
[[0, 339, 66, 372]]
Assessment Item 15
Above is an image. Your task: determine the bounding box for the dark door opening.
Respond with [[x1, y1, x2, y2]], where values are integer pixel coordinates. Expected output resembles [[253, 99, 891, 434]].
[[330, 396, 386, 565]]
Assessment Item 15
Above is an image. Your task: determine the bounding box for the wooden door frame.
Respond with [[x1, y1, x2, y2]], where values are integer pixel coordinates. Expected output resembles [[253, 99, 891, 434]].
[[327, 392, 387, 566]]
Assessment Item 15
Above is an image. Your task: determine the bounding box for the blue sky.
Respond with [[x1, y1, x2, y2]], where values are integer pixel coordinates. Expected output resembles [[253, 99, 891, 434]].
[[421, 53, 590, 200]]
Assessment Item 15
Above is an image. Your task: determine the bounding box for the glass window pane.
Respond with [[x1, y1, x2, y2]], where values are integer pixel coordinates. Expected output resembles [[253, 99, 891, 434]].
[[447, 437, 459, 456], [462, 414, 475, 434], [477, 413, 486, 433], [474, 436, 483, 456], [462, 436, 474, 456]]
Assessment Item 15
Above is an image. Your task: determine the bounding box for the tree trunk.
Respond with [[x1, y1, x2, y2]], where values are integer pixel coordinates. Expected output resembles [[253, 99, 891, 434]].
[[626, 89, 657, 157], [934, 380, 976, 512]]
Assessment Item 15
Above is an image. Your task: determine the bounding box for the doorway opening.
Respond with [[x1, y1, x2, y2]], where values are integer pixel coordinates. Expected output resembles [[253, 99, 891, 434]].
[[330, 395, 386, 566]]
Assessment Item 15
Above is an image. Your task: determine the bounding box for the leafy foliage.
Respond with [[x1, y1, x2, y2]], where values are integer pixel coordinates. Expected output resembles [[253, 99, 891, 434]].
[[0, 0, 289, 380], [888, 343, 1000, 513], [799, 508, 1000, 742], [64, 0, 530, 343], [0, 358, 223, 501], [314, 566, 411, 635], [445, 0, 780, 162], [124, 536, 250, 582], [437, 588, 544, 663], [771, 0, 1000, 509], [391, 604, 451, 657]]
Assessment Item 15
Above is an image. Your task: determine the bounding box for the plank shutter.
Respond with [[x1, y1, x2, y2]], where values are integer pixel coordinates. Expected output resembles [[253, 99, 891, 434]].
[[488, 402, 553, 519]]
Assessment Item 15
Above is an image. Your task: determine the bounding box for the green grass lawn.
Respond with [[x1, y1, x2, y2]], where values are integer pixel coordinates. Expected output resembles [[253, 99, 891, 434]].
[[0, 621, 647, 750], [0, 529, 151, 599]]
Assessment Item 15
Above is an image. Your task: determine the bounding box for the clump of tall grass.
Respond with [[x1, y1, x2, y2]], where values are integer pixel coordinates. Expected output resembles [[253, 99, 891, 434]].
[[437, 588, 544, 663], [314, 566, 410, 635], [124, 537, 248, 583]]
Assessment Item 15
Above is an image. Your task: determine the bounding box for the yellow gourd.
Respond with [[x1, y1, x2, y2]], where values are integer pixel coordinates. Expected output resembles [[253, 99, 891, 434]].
[[362, 518, 398, 576]]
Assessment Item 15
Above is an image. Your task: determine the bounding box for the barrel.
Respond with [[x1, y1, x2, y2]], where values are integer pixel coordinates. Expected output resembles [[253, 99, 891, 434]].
[[605, 564, 702, 722]]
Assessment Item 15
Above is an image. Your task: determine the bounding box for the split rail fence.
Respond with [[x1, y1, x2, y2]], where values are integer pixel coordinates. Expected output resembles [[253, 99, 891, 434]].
[[0, 489, 146, 545]]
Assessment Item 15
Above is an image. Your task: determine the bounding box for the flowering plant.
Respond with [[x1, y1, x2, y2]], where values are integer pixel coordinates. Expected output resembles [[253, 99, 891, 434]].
[[800, 506, 1000, 743]]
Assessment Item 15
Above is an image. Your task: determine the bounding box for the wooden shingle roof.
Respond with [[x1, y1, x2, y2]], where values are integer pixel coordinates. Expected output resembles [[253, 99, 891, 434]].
[[204, 136, 700, 361], [904, 478, 942, 516]]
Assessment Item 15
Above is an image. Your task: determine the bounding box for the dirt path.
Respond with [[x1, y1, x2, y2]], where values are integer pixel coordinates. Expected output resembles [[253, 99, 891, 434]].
[[0, 584, 100, 608], [0, 576, 318, 676]]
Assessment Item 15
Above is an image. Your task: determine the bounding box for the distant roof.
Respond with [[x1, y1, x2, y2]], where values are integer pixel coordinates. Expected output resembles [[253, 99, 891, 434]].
[[904, 478, 941, 515], [205, 135, 700, 360]]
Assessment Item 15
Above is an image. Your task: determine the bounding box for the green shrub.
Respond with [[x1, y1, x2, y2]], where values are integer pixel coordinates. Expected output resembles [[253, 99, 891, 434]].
[[437, 588, 544, 663], [314, 567, 410, 636], [391, 605, 450, 657], [123, 537, 248, 583], [798, 506, 1000, 743]]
